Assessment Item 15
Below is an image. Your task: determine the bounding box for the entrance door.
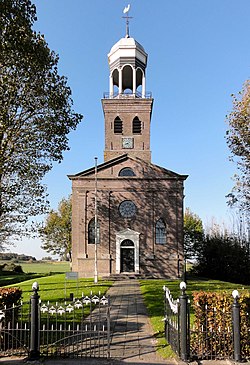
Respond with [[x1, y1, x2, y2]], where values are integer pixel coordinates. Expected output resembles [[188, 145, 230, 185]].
[[120, 240, 135, 272]]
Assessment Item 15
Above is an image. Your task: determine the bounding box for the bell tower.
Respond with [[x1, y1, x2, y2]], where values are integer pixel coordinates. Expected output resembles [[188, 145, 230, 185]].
[[102, 19, 153, 162]]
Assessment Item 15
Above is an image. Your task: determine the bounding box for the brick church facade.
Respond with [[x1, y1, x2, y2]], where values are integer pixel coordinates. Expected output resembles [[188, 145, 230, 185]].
[[68, 31, 188, 278]]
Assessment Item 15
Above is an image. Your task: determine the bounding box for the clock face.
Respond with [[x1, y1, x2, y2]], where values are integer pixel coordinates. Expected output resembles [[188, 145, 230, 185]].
[[122, 137, 133, 149], [119, 200, 137, 218]]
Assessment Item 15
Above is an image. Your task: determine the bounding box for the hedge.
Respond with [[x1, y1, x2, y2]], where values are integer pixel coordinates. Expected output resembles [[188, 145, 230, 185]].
[[0, 287, 22, 323], [191, 291, 250, 359]]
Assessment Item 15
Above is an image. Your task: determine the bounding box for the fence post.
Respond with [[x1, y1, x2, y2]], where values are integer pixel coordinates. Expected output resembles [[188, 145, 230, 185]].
[[232, 290, 241, 362], [29, 282, 40, 360], [107, 295, 111, 358], [179, 281, 189, 361]]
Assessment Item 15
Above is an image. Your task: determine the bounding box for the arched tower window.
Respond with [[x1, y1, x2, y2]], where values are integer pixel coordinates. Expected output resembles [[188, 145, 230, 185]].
[[155, 218, 166, 244], [114, 116, 123, 134], [122, 65, 133, 93], [112, 69, 119, 87], [88, 218, 100, 244], [136, 68, 143, 89], [118, 167, 136, 176], [133, 116, 142, 134]]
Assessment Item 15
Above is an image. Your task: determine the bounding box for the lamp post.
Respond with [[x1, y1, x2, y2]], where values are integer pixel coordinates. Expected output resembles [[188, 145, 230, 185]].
[[94, 157, 98, 284]]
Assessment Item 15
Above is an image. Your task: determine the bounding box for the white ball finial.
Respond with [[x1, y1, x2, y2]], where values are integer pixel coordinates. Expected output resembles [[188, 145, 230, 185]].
[[232, 290, 239, 299], [180, 281, 186, 291], [32, 281, 39, 291]]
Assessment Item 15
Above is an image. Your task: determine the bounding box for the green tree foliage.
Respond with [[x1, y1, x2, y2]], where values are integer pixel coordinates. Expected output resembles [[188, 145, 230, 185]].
[[184, 208, 204, 260], [192, 233, 250, 285], [39, 196, 72, 261], [0, 0, 82, 244], [226, 80, 250, 215]]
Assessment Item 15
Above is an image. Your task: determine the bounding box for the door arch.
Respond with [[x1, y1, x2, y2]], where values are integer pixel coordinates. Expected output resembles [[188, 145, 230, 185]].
[[120, 240, 135, 272], [116, 228, 140, 274]]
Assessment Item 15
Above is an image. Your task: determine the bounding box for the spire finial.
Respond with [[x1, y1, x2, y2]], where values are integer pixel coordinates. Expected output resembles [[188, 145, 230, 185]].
[[122, 4, 133, 38]]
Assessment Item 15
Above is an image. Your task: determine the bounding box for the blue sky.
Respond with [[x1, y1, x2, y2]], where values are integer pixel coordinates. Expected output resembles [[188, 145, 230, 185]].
[[13, 0, 250, 259]]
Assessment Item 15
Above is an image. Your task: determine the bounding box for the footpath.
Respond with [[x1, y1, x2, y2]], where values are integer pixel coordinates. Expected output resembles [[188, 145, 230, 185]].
[[0, 279, 242, 365]]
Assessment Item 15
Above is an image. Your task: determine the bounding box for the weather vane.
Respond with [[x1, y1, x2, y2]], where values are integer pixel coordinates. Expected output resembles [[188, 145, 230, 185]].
[[123, 4, 132, 38]]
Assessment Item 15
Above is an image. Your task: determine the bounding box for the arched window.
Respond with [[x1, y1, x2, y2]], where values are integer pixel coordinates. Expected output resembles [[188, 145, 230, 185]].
[[122, 65, 133, 93], [133, 116, 142, 134], [88, 218, 100, 244], [118, 167, 136, 177], [155, 218, 166, 244], [136, 68, 143, 89], [114, 116, 123, 134]]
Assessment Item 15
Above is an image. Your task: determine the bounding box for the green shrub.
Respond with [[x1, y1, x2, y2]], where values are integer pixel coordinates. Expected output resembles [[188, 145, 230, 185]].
[[2, 262, 23, 273], [0, 287, 22, 323]]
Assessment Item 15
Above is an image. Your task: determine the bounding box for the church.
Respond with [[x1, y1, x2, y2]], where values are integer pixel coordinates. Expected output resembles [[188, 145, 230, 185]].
[[68, 19, 188, 279]]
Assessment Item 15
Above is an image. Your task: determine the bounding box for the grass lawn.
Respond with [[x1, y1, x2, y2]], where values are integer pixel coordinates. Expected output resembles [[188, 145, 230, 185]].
[[1, 260, 113, 305], [0, 260, 70, 287], [5, 275, 114, 329], [8, 274, 113, 303], [0, 260, 71, 274], [0, 273, 43, 287], [139, 278, 250, 359]]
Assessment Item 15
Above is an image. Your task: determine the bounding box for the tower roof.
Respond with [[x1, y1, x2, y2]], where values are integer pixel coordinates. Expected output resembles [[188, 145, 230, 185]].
[[108, 36, 147, 70], [109, 36, 146, 55]]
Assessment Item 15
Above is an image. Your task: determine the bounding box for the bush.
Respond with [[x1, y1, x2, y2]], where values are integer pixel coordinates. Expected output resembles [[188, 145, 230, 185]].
[[1, 262, 24, 273], [0, 287, 22, 323]]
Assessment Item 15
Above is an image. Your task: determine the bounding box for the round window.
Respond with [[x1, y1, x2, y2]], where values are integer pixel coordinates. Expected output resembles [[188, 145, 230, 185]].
[[119, 200, 137, 218]]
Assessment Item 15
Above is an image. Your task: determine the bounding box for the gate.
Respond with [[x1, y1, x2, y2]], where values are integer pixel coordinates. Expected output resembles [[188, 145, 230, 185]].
[[39, 294, 110, 358], [0, 301, 30, 357], [0, 285, 110, 359], [190, 304, 233, 359]]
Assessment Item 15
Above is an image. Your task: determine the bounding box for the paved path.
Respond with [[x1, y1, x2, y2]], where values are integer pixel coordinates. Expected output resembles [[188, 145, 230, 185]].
[[108, 279, 166, 363]]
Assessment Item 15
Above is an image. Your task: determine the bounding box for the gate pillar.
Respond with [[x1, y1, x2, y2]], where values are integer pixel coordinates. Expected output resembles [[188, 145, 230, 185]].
[[179, 282, 190, 361], [232, 290, 241, 362], [29, 282, 40, 360]]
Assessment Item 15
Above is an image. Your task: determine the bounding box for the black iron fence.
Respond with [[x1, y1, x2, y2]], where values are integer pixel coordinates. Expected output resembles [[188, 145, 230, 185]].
[[0, 301, 30, 357], [163, 283, 249, 362], [163, 285, 180, 355], [0, 282, 110, 360], [163, 282, 190, 361]]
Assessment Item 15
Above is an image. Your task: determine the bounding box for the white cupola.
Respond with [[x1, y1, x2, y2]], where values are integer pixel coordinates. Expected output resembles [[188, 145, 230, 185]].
[[107, 36, 148, 98]]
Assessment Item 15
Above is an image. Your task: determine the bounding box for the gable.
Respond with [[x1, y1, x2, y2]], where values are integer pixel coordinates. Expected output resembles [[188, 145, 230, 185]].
[[68, 154, 188, 181]]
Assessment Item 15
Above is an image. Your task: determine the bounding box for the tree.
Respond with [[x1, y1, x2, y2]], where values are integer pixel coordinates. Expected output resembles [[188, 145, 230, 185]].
[[191, 233, 250, 285], [226, 80, 250, 215], [39, 196, 72, 261], [0, 0, 82, 244], [183, 208, 204, 261]]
